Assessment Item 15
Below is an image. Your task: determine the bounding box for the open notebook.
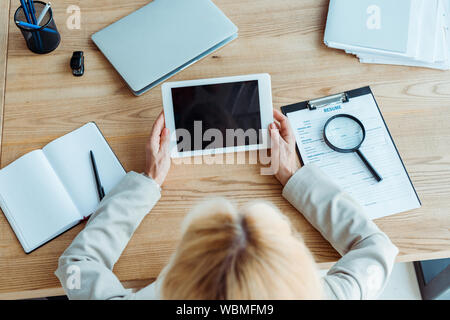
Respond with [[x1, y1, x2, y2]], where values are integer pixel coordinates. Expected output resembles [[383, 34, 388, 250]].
[[0, 123, 126, 253]]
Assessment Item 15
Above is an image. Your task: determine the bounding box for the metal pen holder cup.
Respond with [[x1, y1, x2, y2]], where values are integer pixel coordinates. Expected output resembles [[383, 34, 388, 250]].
[[14, 1, 61, 54]]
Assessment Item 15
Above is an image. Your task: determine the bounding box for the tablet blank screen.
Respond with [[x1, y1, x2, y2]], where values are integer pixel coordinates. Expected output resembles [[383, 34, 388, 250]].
[[171, 81, 262, 152]]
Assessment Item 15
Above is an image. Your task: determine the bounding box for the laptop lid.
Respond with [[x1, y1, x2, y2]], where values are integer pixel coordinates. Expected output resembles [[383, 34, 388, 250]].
[[92, 0, 238, 95]]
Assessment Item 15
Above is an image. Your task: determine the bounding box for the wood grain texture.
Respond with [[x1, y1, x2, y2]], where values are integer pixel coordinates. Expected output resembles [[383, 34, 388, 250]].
[[0, 0, 10, 162], [0, 0, 449, 298]]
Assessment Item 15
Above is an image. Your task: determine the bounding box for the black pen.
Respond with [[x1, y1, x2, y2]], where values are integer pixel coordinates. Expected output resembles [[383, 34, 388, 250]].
[[90, 150, 105, 201]]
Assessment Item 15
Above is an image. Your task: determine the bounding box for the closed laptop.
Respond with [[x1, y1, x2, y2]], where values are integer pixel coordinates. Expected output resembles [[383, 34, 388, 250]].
[[92, 0, 238, 96]]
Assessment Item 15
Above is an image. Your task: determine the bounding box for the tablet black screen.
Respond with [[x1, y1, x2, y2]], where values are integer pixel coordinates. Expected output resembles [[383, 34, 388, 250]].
[[172, 81, 262, 152]]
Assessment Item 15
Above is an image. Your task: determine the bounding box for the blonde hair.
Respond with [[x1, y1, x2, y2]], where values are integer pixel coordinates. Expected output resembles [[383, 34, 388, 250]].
[[161, 199, 323, 299]]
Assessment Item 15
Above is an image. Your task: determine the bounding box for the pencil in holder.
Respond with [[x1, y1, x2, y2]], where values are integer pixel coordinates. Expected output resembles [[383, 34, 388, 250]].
[[14, 1, 61, 54]]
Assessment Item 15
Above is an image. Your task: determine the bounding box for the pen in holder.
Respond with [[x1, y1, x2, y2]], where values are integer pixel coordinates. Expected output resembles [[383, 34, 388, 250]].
[[14, 1, 60, 54]]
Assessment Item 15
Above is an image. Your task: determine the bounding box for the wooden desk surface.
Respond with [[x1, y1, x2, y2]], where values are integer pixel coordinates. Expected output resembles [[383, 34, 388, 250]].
[[0, 0, 449, 299], [0, 0, 9, 158]]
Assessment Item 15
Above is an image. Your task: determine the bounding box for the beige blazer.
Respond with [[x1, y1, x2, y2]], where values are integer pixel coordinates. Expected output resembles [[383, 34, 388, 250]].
[[55, 165, 398, 299]]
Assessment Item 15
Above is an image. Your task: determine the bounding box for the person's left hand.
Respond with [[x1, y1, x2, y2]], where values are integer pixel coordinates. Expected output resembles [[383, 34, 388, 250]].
[[145, 112, 171, 186]]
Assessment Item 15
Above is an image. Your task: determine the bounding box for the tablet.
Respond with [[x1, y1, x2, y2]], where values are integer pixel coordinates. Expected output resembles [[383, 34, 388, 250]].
[[162, 74, 273, 158]]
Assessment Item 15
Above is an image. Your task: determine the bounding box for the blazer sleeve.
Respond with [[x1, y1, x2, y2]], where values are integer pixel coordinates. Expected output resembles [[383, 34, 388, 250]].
[[55, 171, 161, 300], [282, 165, 399, 300]]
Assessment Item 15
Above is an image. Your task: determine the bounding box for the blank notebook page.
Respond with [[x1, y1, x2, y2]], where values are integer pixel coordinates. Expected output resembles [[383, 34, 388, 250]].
[[42, 123, 126, 216], [0, 151, 80, 251]]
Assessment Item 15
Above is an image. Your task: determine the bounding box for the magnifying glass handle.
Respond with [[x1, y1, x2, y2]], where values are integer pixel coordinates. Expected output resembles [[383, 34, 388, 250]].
[[356, 150, 383, 182]]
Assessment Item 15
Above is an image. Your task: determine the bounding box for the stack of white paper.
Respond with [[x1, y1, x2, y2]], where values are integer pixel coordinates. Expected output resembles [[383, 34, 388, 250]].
[[324, 0, 450, 70]]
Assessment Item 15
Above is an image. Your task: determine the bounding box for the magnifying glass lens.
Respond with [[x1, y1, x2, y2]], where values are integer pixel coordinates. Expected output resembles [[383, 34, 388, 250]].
[[324, 116, 364, 150]]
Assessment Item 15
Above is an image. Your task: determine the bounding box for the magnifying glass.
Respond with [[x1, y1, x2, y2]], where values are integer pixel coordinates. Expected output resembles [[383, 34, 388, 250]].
[[323, 114, 382, 182]]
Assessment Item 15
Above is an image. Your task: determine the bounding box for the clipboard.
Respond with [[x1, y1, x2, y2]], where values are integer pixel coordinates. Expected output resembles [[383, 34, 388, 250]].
[[281, 86, 421, 219], [282, 87, 372, 164]]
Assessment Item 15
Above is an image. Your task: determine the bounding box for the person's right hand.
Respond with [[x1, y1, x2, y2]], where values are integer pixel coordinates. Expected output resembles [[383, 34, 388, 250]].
[[145, 112, 171, 186], [269, 109, 300, 186]]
